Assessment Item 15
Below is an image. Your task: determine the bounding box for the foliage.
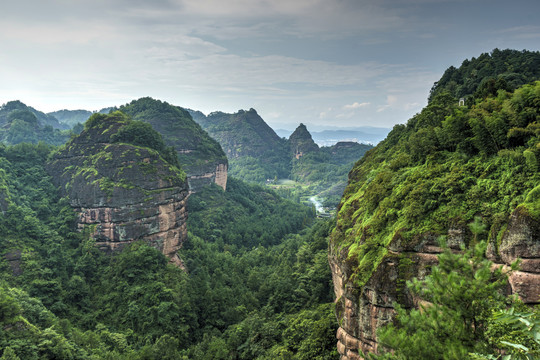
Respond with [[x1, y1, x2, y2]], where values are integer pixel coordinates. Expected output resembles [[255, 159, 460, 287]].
[[429, 49, 540, 104], [119, 97, 227, 174], [368, 242, 525, 360], [0, 102, 72, 146], [332, 81, 540, 287], [110, 119, 180, 167], [0, 142, 337, 359]]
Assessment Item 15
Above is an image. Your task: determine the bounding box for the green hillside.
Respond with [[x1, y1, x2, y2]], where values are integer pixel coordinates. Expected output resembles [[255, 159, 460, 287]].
[[429, 49, 540, 104], [190, 108, 291, 181], [0, 101, 71, 145], [332, 81, 540, 287], [119, 98, 227, 184]]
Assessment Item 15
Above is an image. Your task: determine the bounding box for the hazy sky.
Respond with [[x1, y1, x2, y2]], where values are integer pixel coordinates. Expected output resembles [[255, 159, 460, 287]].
[[1, 0, 539, 130]]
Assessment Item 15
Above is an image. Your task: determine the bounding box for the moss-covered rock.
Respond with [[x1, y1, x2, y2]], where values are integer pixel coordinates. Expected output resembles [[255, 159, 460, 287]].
[[46, 111, 189, 266]]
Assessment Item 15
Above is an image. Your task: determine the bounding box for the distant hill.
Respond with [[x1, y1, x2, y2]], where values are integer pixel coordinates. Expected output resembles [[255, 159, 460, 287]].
[[276, 127, 390, 146], [0, 100, 71, 145], [190, 108, 372, 207], [289, 123, 319, 157], [48, 107, 116, 128], [48, 109, 93, 127], [189, 108, 291, 181]]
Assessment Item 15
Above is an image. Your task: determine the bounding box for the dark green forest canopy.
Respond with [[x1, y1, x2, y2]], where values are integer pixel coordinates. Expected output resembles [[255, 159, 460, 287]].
[[0, 140, 337, 359], [429, 49, 540, 104], [333, 80, 540, 287]]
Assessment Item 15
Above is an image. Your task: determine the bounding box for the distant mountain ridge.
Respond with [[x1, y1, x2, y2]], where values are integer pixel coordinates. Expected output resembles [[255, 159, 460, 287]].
[[0, 100, 71, 145], [190, 108, 372, 207]]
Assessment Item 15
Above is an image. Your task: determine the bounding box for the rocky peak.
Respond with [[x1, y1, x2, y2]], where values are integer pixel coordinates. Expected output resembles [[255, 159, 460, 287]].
[[46, 111, 189, 266], [288, 123, 319, 159]]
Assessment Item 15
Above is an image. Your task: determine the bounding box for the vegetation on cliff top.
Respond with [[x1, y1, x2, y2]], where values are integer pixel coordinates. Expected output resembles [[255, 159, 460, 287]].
[[120, 97, 227, 176], [429, 49, 540, 104], [332, 78, 540, 287]]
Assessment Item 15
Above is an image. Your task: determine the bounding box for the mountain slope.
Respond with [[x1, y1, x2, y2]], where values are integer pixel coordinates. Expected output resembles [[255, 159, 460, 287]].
[[120, 98, 228, 191], [190, 108, 290, 182], [0, 101, 71, 145], [330, 76, 540, 357]]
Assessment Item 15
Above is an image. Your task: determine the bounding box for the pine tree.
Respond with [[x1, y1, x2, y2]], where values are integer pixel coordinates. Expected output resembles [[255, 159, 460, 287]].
[[369, 241, 517, 360]]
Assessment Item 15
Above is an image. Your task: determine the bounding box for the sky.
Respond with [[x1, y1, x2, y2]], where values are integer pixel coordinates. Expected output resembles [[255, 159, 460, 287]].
[[1, 0, 539, 130]]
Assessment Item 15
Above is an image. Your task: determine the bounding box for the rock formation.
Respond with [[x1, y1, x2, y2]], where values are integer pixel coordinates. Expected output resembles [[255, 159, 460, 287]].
[[330, 212, 540, 359], [47, 111, 189, 266], [120, 98, 228, 191], [288, 123, 319, 159]]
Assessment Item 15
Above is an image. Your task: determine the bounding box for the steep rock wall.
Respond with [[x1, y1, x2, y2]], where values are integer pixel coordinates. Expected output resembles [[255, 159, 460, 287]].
[[329, 208, 540, 359], [47, 115, 189, 266]]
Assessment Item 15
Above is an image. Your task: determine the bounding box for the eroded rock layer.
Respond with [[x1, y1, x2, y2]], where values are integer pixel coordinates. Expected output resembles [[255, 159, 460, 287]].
[[329, 209, 540, 360], [47, 113, 189, 265]]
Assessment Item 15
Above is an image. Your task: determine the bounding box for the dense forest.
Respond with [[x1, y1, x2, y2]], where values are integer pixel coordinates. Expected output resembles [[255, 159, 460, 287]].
[[0, 48, 539, 360], [0, 139, 337, 359], [331, 53, 540, 358]]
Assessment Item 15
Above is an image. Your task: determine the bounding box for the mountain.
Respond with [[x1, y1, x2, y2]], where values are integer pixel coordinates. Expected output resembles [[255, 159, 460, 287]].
[[289, 123, 319, 158], [119, 98, 228, 191], [0, 100, 71, 145], [190, 108, 285, 158], [46, 111, 188, 266], [429, 48, 540, 104], [0, 121, 334, 359], [48, 109, 93, 128], [191, 108, 373, 207], [190, 108, 290, 181], [48, 107, 117, 128], [329, 56, 540, 357]]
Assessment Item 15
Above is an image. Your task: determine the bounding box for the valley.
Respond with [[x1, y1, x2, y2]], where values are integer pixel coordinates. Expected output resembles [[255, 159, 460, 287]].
[[0, 48, 539, 360]]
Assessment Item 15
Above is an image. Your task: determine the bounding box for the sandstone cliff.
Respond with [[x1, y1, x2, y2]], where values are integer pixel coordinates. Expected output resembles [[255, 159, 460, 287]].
[[329, 80, 540, 359], [47, 111, 189, 266]]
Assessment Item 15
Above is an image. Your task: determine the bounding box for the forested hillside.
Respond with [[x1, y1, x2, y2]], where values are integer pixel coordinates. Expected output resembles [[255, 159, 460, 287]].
[[0, 137, 338, 358], [330, 58, 540, 358], [120, 98, 228, 190], [0, 101, 71, 145], [190, 108, 291, 182], [429, 49, 540, 104]]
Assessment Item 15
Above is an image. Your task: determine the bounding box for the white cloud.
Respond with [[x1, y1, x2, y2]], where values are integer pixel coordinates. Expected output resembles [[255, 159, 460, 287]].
[[343, 102, 370, 110]]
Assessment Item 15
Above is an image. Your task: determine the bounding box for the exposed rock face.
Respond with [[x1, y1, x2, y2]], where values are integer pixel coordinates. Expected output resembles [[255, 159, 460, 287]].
[[288, 123, 319, 159], [188, 163, 228, 192], [46, 112, 189, 265], [120, 98, 228, 192], [329, 209, 540, 359]]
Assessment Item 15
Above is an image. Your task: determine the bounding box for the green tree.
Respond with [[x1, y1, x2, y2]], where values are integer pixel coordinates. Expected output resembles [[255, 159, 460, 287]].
[[370, 241, 517, 360]]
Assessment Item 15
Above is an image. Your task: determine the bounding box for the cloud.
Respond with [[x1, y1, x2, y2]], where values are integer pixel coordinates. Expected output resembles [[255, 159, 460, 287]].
[[343, 102, 370, 110]]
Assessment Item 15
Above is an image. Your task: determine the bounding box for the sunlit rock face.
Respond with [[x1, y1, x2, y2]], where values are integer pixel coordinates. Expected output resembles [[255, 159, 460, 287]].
[[47, 114, 189, 266]]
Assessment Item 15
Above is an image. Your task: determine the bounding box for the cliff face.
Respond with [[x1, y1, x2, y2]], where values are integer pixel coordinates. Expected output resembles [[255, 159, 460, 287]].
[[288, 123, 319, 159], [329, 80, 540, 359], [120, 98, 228, 191], [329, 211, 540, 359], [46, 112, 189, 266]]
